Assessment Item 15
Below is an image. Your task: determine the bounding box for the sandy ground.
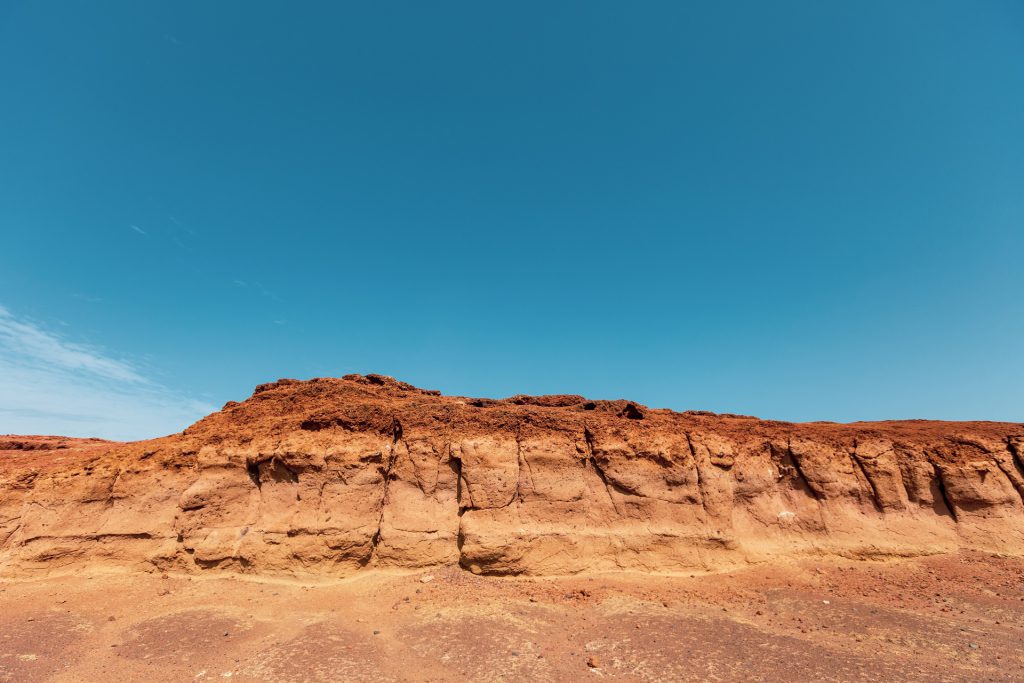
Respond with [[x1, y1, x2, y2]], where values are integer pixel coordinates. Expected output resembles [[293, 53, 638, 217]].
[[1, 551, 1023, 682]]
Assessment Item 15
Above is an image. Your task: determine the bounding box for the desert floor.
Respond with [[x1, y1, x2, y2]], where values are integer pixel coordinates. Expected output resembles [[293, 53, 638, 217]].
[[2, 551, 1022, 682]]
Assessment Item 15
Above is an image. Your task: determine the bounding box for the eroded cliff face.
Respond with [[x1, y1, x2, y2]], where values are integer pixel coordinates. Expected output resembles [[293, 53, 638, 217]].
[[2, 375, 1023, 578]]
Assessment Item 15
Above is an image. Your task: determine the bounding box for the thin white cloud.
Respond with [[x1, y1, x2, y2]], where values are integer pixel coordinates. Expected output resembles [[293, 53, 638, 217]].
[[0, 305, 142, 383], [130, 224, 147, 235], [0, 305, 214, 441]]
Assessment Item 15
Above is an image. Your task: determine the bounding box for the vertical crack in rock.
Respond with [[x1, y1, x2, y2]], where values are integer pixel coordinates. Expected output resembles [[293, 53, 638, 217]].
[[505, 427, 524, 508], [995, 438, 1024, 507], [246, 461, 262, 489], [896, 455, 922, 506], [993, 439, 1024, 507], [365, 419, 403, 565], [515, 427, 536, 502], [848, 444, 884, 512], [583, 427, 622, 516], [314, 471, 330, 534], [684, 433, 709, 515], [785, 442, 822, 501], [1009, 439, 1024, 480], [450, 443, 471, 571], [451, 450, 468, 516], [930, 463, 958, 522], [107, 466, 123, 501]]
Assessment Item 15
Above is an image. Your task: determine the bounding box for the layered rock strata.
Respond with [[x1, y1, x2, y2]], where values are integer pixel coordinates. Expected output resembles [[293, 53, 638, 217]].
[[2, 375, 1023, 577]]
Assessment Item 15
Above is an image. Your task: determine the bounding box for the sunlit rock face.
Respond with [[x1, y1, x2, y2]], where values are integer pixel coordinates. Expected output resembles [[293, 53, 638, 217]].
[[2, 375, 1023, 578]]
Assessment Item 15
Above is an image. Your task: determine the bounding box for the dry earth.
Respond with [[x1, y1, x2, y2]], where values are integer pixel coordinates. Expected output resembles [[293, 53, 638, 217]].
[[2, 552, 1023, 682]]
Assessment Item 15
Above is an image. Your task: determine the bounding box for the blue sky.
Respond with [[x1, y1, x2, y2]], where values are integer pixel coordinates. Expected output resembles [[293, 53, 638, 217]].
[[1, 1, 1022, 440]]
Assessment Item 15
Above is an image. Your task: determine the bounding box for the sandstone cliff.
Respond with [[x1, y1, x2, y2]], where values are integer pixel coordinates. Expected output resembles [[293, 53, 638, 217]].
[[2, 375, 1023, 578]]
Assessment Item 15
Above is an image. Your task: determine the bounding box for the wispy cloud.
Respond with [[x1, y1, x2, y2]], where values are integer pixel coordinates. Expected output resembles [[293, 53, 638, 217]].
[[0, 305, 214, 441], [230, 278, 283, 302], [167, 215, 195, 235], [130, 224, 147, 235]]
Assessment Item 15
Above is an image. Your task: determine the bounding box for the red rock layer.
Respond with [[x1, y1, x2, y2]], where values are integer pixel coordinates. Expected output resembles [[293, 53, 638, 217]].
[[2, 375, 1023, 577]]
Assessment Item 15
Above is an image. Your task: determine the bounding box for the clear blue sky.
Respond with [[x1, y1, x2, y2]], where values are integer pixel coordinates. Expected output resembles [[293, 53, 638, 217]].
[[1, 1, 1022, 439]]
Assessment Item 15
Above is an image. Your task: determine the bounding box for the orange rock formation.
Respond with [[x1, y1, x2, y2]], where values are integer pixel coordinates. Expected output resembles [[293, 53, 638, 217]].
[[2, 375, 1022, 577]]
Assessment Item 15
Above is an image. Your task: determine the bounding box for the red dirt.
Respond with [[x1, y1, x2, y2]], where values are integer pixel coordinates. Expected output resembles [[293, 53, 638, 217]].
[[1, 552, 1022, 681]]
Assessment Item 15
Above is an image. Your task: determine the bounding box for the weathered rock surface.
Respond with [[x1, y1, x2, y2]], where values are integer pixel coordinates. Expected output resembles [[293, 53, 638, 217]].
[[2, 375, 1023, 578]]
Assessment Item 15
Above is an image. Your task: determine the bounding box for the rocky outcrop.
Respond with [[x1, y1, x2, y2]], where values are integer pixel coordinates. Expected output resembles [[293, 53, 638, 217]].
[[2, 375, 1023, 578]]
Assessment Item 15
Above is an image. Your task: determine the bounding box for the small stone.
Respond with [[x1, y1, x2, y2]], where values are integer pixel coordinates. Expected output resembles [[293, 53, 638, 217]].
[[822, 600, 830, 605], [419, 575, 434, 583], [969, 643, 979, 650], [223, 632, 229, 637], [586, 655, 601, 668], [373, 630, 381, 635]]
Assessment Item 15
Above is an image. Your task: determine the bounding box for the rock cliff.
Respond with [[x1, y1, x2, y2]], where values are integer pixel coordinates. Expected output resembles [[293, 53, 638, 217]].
[[2, 375, 1023, 578]]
